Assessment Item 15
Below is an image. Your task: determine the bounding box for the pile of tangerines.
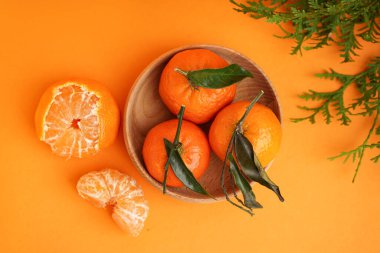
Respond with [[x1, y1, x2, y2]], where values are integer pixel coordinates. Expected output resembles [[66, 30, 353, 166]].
[[34, 48, 282, 236]]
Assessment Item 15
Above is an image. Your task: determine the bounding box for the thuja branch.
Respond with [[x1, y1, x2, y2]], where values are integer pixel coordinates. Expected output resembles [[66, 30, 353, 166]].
[[230, 0, 380, 62], [292, 57, 380, 181], [329, 109, 379, 182]]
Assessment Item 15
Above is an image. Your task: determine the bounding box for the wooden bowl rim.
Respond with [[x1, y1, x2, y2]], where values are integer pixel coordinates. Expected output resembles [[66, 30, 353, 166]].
[[123, 44, 282, 203]]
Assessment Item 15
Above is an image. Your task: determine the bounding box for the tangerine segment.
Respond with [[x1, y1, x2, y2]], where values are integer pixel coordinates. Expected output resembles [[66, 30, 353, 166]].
[[209, 101, 282, 167], [159, 49, 237, 124], [77, 169, 149, 237], [142, 119, 210, 187], [35, 80, 119, 158]]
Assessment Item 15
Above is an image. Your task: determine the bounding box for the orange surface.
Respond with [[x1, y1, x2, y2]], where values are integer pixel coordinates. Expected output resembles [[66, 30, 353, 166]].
[[0, 1, 379, 252]]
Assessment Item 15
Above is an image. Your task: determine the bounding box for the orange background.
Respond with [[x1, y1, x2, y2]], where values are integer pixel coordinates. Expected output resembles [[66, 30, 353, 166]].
[[1, 1, 379, 252]]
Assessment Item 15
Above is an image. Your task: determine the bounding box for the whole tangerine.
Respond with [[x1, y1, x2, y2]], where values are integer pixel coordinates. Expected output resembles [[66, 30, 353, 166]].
[[159, 49, 236, 124], [209, 101, 282, 167], [142, 119, 210, 187]]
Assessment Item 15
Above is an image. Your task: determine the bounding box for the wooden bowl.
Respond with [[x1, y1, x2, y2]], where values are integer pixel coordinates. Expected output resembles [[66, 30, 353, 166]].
[[124, 45, 281, 203]]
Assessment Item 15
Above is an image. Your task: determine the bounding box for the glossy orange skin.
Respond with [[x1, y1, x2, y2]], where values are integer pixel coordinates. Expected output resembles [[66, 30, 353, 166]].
[[159, 49, 237, 124], [209, 101, 282, 167], [142, 119, 210, 187]]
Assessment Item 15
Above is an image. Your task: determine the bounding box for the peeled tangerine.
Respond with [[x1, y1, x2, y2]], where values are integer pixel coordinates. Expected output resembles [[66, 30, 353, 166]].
[[77, 168, 149, 237], [35, 80, 120, 158]]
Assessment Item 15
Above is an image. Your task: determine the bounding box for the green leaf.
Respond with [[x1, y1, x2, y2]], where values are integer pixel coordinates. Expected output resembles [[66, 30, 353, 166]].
[[221, 133, 254, 215], [176, 64, 252, 89], [234, 133, 284, 202], [228, 154, 262, 209], [371, 154, 380, 163], [162, 147, 174, 194], [164, 139, 209, 196]]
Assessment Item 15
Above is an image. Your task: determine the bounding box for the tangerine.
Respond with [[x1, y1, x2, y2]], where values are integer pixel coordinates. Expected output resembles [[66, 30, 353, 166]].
[[159, 49, 236, 124], [35, 80, 119, 158], [77, 168, 149, 237], [209, 101, 282, 167], [142, 119, 210, 187]]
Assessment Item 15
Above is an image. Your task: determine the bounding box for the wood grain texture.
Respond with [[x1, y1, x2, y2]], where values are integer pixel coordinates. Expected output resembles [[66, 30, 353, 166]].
[[124, 45, 281, 202]]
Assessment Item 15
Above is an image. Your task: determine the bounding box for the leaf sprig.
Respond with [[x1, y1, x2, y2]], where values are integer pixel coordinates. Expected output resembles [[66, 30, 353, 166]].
[[230, 0, 380, 62], [291, 57, 380, 182], [221, 90, 284, 215], [163, 105, 210, 196]]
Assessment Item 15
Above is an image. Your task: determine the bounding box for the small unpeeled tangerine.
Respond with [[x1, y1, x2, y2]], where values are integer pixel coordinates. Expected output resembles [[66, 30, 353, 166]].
[[76, 168, 149, 237]]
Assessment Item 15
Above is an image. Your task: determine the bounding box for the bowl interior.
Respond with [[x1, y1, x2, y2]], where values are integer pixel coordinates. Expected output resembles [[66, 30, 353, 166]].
[[124, 45, 281, 202]]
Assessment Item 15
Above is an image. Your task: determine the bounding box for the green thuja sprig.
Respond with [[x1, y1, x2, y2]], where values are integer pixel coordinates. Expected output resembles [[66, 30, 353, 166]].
[[230, 0, 380, 62], [291, 57, 380, 182]]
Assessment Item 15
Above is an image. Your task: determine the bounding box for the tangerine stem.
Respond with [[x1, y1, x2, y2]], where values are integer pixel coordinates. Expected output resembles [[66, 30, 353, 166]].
[[174, 68, 188, 77], [175, 68, 200, 90], [236, 90, 264, 128], [163, 105, 186, 194], [174, 105, 185, 145]]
